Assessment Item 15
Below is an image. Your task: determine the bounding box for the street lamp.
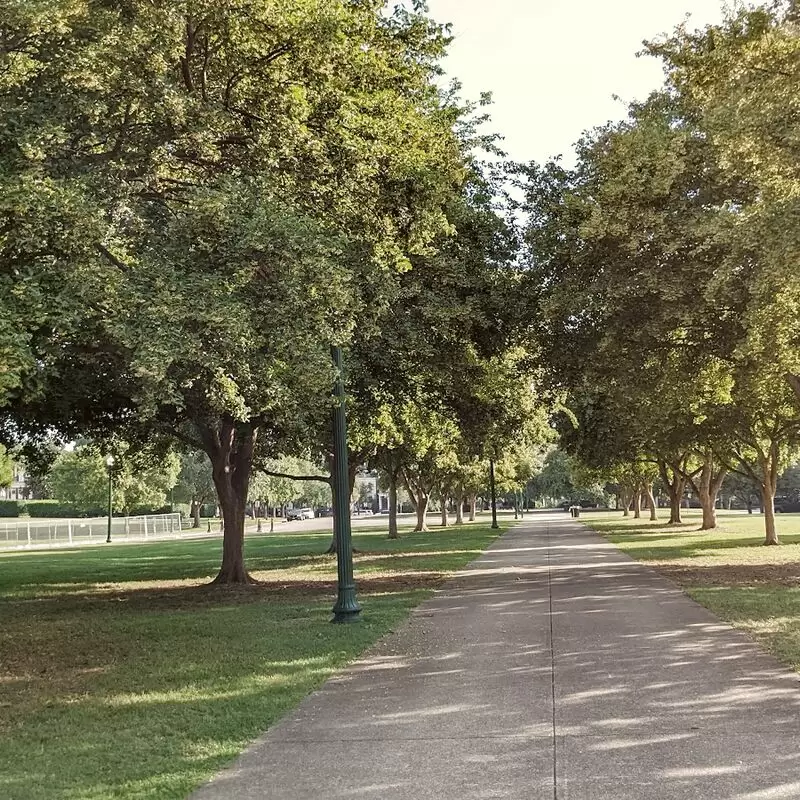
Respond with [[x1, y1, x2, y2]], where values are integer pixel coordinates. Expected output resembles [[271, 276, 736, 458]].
[[330, 344, 361, 623], [489, 458, 499, 530], [105, 455, 114, 543]]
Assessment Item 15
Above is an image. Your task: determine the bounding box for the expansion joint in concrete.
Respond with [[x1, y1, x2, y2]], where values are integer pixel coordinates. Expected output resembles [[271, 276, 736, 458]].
[[546, 522, 558, 800]]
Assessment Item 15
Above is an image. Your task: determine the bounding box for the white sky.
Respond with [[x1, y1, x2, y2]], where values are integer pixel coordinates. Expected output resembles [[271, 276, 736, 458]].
[[426, 0, 729, 165]]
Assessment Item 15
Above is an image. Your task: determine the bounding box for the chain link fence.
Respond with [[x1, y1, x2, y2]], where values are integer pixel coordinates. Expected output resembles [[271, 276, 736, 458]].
[[0, 513, 184, 550]]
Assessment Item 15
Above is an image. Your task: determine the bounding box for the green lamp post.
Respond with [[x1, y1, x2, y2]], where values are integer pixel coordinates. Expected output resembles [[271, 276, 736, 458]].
[[330, 345, 361, 623], [489, 458, 499, 530], [105, 455, 114, 543]]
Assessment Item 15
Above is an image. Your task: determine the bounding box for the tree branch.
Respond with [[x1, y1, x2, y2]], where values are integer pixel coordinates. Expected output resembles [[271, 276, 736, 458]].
[[167, 427, 204, 451], [94, 243, 130, 272], [181, 21, 196, 92], [787, 373, 800, 405], [748, 64, 795, 79], [260, 469, 331, 484]]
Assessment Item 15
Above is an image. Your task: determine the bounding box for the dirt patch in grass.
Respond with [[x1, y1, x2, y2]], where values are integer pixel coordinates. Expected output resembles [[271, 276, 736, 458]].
[[5, 570, 449, 614], [658, 562, 800, 588]]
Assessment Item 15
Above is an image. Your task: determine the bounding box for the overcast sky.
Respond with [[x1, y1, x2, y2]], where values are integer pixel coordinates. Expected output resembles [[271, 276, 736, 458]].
[[425, 0, 728, 165]]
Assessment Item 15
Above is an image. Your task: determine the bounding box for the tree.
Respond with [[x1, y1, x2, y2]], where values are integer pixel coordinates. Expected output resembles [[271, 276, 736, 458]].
[[345, 152, 525, 539], [529, 450, 573, 507], [722, 469, 762, 512], [777, 463, 800, 497], [518, 80, 756, 532], [50, 444, 179, 516], [397, 401, 459, 533], [172, 451, 216, 528], [715, 360, 800, 544], [297, 475, 332, 514], [0, 1, 468, 583], [649, 4, 800, 406]]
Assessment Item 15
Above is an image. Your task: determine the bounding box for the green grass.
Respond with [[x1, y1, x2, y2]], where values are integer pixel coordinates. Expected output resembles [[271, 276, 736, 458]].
[[0, 521, 507, 800], [582, 509, 800, 673], [584, 509, 800, 563]]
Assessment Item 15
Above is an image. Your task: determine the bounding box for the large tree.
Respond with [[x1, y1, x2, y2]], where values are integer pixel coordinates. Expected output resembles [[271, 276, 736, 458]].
[[0, 1, 467, 582], [649, 3, 800, 405], [518, 83, 755, 530]]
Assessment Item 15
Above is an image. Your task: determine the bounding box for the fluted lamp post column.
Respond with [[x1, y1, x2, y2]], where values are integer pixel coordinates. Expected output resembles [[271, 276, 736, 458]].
[[331, 345, 361, 623], [105, 455, 115, 543], [489, 458, 499, 530]]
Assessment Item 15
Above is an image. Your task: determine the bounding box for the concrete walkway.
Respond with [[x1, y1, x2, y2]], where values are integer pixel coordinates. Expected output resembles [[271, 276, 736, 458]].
[[191, 513, 800, 799]]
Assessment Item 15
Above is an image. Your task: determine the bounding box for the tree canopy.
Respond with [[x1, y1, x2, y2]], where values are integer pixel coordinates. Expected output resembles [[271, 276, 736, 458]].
[[0, 0, 474, 580]]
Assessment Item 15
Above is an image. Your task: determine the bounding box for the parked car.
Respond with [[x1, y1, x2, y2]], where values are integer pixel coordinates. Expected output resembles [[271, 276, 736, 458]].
[[774, 496, 800, 513], [286, 507, 314, 521]]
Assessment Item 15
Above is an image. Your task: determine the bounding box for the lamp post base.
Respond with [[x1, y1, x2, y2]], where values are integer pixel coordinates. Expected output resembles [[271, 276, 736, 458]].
[[332, 588, 362, 624]]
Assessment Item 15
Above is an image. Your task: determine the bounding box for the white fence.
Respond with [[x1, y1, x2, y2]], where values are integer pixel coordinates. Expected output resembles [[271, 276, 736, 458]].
[[0, 513, 184, 551]]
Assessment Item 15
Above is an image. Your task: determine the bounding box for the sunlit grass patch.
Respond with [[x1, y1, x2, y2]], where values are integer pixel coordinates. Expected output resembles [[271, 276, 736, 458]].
[[0, 521, 507, 799], [583, 510, 800, 565]]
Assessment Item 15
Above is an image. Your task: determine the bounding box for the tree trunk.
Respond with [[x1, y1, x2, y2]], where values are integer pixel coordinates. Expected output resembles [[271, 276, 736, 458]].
[[698, 488, 716, 530], [762, 485, 779, 545], [403, 468, 430, 533], [415, 492, 430, 532], [668, 476, 684, 524], [191, 500, 201, 528], [693, 451, 726, 531], [621, 488, 630, 517], [439, 482, 449, 528], [468, 493, 477, 522], [455, 489, 464, 524], [786, 373, 800, 407], [645, 482, 657, 521], [658, 460, 686, 525], [633, 488, 641, 520], [760, 448, 780, 545], [203, 420, 258, 585], [388, 468, 399, 540]]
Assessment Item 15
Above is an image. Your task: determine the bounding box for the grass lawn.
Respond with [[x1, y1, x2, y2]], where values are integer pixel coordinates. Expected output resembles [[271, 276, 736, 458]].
[[582, 509, 800, 671], [0, 521, 508, 800]]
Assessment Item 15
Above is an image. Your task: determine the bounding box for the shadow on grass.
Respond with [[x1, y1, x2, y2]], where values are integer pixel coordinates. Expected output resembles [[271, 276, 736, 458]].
[[0, 590, 427, 800], [1, 525, 503, 599], [0, 523, 509, 800]]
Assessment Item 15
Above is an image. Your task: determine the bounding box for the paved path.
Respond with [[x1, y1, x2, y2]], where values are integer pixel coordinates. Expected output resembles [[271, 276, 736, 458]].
[[192, 513, 800, 799]]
